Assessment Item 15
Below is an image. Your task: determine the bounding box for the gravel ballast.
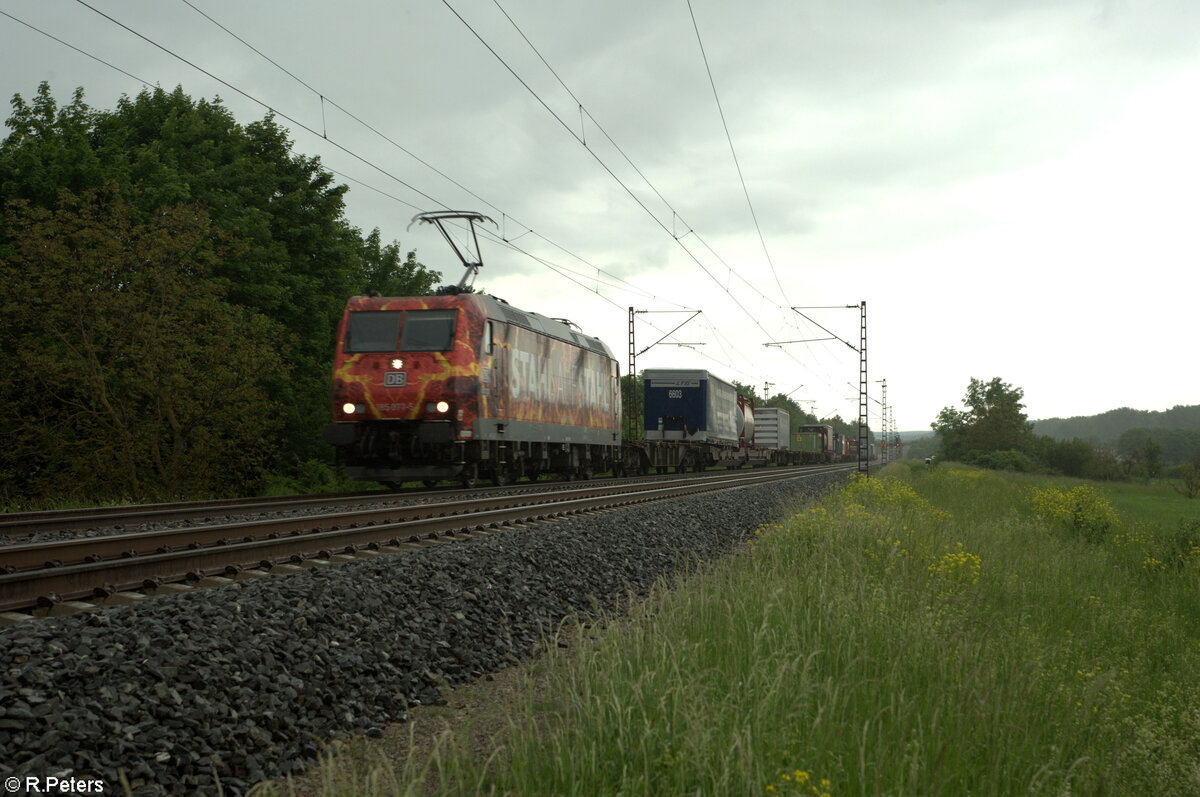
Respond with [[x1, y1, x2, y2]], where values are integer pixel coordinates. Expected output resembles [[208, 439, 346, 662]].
[[0, 472, 846, 795]]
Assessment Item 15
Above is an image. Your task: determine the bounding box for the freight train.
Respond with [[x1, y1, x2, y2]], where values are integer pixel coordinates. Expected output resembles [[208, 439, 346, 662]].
[[324, 292, 857, 487]]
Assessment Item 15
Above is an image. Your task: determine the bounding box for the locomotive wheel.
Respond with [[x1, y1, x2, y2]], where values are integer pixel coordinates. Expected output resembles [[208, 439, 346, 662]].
[[492, 465, 512, 487], [459, 464, 479, 489], [422, 479, 439, 488]]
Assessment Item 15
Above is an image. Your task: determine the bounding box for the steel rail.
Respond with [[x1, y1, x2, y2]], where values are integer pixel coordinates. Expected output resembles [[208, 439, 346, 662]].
[[1, 468, 812, 571], [0, 464, 809, 537], [0, 465, 852, 614], [0, 490, 395, 536]]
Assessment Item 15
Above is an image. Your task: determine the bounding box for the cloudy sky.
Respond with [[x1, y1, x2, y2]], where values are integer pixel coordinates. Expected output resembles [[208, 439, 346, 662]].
[[4, 0, 1198, 433]]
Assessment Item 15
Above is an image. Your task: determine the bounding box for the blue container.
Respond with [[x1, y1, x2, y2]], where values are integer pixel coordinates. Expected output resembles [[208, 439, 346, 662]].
[[643, 369, 739, 446]]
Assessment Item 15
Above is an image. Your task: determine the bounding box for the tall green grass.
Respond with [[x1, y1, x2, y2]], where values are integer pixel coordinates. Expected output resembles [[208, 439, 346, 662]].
[[288, 463, 1200, 795]]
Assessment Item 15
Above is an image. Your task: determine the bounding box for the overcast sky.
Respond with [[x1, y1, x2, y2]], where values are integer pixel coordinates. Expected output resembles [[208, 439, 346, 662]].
[[4, 0, 1198, 433]]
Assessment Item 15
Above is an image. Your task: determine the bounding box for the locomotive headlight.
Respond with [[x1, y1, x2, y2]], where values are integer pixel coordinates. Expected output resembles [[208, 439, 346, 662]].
[[436, 400, 450, 413], [342, 402, 356, 415]]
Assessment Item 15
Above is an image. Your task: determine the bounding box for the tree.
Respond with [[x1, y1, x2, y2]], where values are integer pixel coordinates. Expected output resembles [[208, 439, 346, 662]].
[[1, 82, 440, 475], [1034, 435, 1096, 477], [620, 372, 645, 441], [0, 188, 285, 501], [1142, 439, 1163, 478], [357, 228, 440, 297], [933, 377, 1034, 465]]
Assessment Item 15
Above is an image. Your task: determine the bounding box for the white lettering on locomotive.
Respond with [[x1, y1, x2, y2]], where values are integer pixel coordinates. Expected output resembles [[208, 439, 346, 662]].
[[508, 338, 610, 412]]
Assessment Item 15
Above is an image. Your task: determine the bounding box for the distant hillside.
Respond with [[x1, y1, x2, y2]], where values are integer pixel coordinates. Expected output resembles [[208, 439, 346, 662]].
[[1034, 405, 1200, 443]]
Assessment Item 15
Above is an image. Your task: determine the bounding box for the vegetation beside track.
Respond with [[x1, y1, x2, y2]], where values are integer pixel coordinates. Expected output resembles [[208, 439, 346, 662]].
[[275, 462, 1200, 795]]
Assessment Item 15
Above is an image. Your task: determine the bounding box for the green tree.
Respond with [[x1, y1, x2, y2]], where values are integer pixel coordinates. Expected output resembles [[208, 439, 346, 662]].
[[933, 377, 1034, 465], [1142, 439, 1163, 478], [1035, 436, 1096, 477], [0, 188, 284, 501], [1, 82, 440, 476], [358, 228, 440, 297]]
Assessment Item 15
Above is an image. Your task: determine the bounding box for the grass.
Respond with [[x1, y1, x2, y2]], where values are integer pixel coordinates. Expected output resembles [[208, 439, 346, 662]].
[[262, 462, 1200, 796]]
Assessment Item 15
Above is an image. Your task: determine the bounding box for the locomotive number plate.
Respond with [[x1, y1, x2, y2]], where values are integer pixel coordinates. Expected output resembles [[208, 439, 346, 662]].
[[384, 371, 407, 387]]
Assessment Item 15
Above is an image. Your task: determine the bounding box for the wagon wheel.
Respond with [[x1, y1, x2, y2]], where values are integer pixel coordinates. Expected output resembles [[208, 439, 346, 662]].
[[422, 479, 439, 489], [492, 464, 512, 487]]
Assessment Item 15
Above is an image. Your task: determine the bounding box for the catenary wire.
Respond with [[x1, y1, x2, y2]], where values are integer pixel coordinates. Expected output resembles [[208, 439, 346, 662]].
[[11, 2, 865, 418], [685, 0, 791, 306], [443, 0, 863, 366]]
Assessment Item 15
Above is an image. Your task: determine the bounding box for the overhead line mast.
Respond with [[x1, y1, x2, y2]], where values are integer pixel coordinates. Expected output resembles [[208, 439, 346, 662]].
[[858, 302, 868, 476], [627, 308, 704, 440]]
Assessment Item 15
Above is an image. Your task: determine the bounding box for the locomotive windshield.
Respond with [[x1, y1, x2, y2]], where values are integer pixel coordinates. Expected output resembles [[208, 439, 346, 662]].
[[343, 309, 458, 353], [400, 309, 457, 351], [344, 311, 402, 352]]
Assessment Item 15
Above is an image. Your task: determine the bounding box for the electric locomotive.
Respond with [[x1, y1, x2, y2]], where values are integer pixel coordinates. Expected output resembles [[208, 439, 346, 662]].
[[324, 292, 622, 488]]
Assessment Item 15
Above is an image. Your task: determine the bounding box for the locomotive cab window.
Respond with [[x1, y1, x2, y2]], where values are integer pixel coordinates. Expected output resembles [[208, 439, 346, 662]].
[[401, 309, 457, 352], [344, 311, 402, 352]]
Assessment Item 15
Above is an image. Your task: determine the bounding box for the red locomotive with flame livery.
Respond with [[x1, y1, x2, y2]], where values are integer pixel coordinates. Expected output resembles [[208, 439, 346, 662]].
[[324, 292, 622, 487]]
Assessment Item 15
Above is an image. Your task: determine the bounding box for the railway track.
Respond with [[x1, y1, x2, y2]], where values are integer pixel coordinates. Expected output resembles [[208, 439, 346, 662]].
[[0, 463, 853, 619], [0, 465, 820, 540]]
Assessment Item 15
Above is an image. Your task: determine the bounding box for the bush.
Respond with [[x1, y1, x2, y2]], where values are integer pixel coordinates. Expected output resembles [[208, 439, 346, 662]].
[[1173, 463, 1200, 499], [1162, 519, 1200, 569], [1083, 450, 1124, 481], [259, 459, 367, 496], [967, 449, 1036, 472], [1029, 484, 1121, 543]]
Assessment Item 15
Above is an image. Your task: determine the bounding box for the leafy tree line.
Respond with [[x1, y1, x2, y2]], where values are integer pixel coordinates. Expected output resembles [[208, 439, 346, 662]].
[[1034, 404, 1200, 443], [932, 377, 1197, 482], [1116, 427, 1200, 468], [0, 83, 440, 504]]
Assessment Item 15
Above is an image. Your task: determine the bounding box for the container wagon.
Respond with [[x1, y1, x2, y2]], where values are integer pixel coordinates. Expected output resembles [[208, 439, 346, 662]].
[[755, 407, 799, 465], [797, 424, 836, 464], [630, 368, 746, 472]]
